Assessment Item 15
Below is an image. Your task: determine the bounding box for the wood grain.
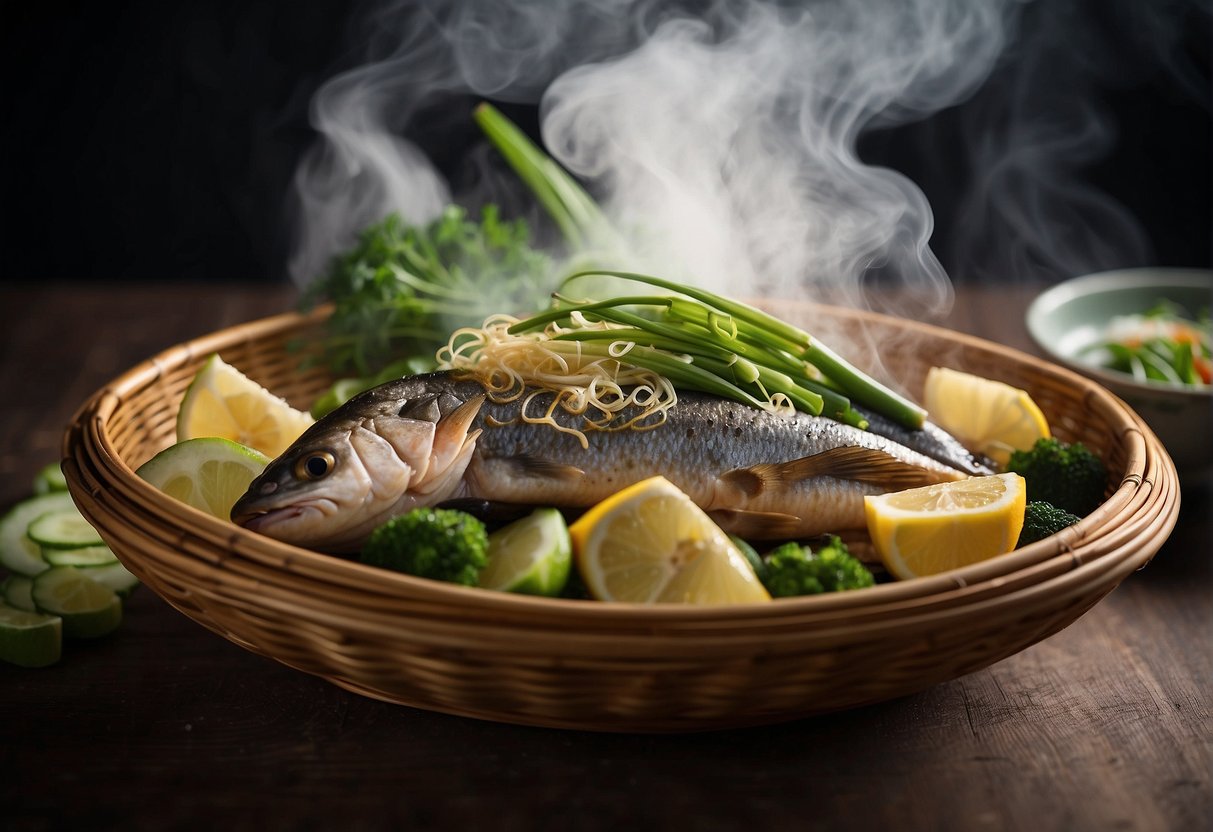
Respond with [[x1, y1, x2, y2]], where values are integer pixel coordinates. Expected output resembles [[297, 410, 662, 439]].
[[1, 282, 1208, 831]]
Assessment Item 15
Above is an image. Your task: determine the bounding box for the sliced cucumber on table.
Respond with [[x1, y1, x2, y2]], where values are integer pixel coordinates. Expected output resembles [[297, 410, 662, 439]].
[[43, 544, 120, 567], [1, 466, 134, 666], [0, 491, 77, 576], [28, 509, 105, 550]]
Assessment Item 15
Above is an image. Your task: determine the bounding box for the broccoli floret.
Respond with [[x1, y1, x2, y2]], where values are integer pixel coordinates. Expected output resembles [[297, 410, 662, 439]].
[[760, 536, 875, 598], [1006, 437, 1107, 516], [1017, 501, 1081, 547], [360, 508, 489, 586]]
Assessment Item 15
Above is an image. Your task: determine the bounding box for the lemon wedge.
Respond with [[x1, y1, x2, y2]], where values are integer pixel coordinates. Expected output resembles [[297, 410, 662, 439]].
[[177, 354, 313, 459], [137, 437, 270, 520], [568, 476, 771, 605], [923, 367, 1049, 467], [864, 473, 1027, 580]]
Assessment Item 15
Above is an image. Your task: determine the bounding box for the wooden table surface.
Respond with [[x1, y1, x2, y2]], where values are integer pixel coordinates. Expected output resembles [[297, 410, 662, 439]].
[[1, 282, 1209, 831]]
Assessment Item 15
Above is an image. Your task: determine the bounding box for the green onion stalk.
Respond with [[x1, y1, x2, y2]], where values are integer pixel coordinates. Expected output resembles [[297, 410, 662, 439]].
[[506, 270, 926, 430]]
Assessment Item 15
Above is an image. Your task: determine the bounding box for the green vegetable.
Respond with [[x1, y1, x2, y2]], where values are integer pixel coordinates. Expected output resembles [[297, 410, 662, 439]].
[[27, 509, 104, 550], [759, 536, 875, 597], [504, 270, 927, 429], [301, 204, 554, 379], [1017, 501, 1081, 547], [1085, 302, 1211, 387], [474, 103, 618, 255], [1, 465, 138, 666], [0, 491, 77, 577], [1006, 437, 1107, 517], [360, 508, 490, 586]]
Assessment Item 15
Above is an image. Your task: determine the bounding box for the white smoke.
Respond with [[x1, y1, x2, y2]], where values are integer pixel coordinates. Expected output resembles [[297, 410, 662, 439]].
[[539, 0, 1016, 318], [287, 0, 1206, 316]]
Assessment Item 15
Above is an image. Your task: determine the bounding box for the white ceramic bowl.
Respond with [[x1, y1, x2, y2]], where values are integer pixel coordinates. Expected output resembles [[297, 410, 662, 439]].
[[1026, 268, 1212, 481]]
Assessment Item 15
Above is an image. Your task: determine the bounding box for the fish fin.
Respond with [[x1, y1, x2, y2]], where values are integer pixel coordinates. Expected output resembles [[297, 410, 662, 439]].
[[720, 446, 956, 497], [428, 395, 485, 474], [709, 508, 806, 539], [503, 454, 586, 482]]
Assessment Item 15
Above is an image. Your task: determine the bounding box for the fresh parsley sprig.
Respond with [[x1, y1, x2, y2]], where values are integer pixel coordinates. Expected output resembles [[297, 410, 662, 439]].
[[301, 204, 553, 378]]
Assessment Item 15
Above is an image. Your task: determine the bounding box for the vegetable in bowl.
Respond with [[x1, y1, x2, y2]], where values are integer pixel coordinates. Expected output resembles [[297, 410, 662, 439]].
[[1084, 301, 1210, 388], [1026, 268, 1213, 482]]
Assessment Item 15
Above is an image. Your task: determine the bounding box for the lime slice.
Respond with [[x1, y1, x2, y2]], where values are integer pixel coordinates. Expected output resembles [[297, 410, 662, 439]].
[[136, 437, 270, 520], [30, 566, 122, 639], [177, 353, 313, 458], [32, 462, 68, 495], [0, 491, 77, 576], [0, 601, 62, 667], [479, 509, 573, 597]]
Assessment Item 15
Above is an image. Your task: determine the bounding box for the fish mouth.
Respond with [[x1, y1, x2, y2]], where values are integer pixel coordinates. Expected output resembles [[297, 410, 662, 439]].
[[232, 500, 332, 534]]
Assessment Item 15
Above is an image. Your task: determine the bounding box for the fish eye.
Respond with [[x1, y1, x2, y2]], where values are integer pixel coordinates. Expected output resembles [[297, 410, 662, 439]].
[[294, 451, 336, 481]]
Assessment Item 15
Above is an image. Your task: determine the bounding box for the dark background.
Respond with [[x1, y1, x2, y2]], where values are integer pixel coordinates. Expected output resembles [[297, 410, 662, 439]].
[[2, 1, 1209, 286]]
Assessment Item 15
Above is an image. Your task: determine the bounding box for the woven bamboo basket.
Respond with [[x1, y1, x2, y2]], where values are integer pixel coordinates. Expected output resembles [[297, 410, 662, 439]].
[[62, 303, 1180, 732]]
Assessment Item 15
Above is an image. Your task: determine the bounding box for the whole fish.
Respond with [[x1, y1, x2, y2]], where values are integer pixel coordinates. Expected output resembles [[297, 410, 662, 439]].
[[230, 372, 990, 552]]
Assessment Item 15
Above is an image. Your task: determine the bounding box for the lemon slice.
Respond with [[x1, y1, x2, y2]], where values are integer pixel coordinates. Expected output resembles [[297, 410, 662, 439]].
[[479, 509, 573, 596], [136, 437, 270, 520], [177, 354, 313, 458], [864, 473, 1027, 580], [923, 367, 1050, 467], [569, 476, 771, 605]]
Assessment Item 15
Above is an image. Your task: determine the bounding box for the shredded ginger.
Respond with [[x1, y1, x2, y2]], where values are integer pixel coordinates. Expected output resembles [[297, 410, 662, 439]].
[[436, 314, 681, 448]]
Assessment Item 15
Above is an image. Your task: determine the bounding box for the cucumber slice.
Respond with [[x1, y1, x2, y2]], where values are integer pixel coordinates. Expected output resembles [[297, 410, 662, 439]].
[[28, 509, 104, 550], [2, 575, 36, 612], [31, 566, 122, 639], [0, 601, 62, 667], [84, 561, 140, 597], [32, 462, 68, 495], [0, 492, 76, 576], [43, 544, 119, 567]]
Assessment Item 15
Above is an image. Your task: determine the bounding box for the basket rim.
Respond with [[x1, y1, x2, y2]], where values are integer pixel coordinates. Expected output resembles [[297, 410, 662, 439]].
[[63, 302, 1181, 626]]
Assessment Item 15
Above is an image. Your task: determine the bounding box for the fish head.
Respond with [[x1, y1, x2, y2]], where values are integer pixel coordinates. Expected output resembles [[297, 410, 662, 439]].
[[230, 385, 485, 553]]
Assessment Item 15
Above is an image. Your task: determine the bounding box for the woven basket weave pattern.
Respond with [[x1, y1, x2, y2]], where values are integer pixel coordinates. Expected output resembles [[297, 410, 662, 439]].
[[63, 304, 1179, 731]]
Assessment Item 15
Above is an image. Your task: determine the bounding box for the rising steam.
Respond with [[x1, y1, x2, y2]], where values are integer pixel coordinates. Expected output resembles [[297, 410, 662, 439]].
[[288, 0, 1207, 318]]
